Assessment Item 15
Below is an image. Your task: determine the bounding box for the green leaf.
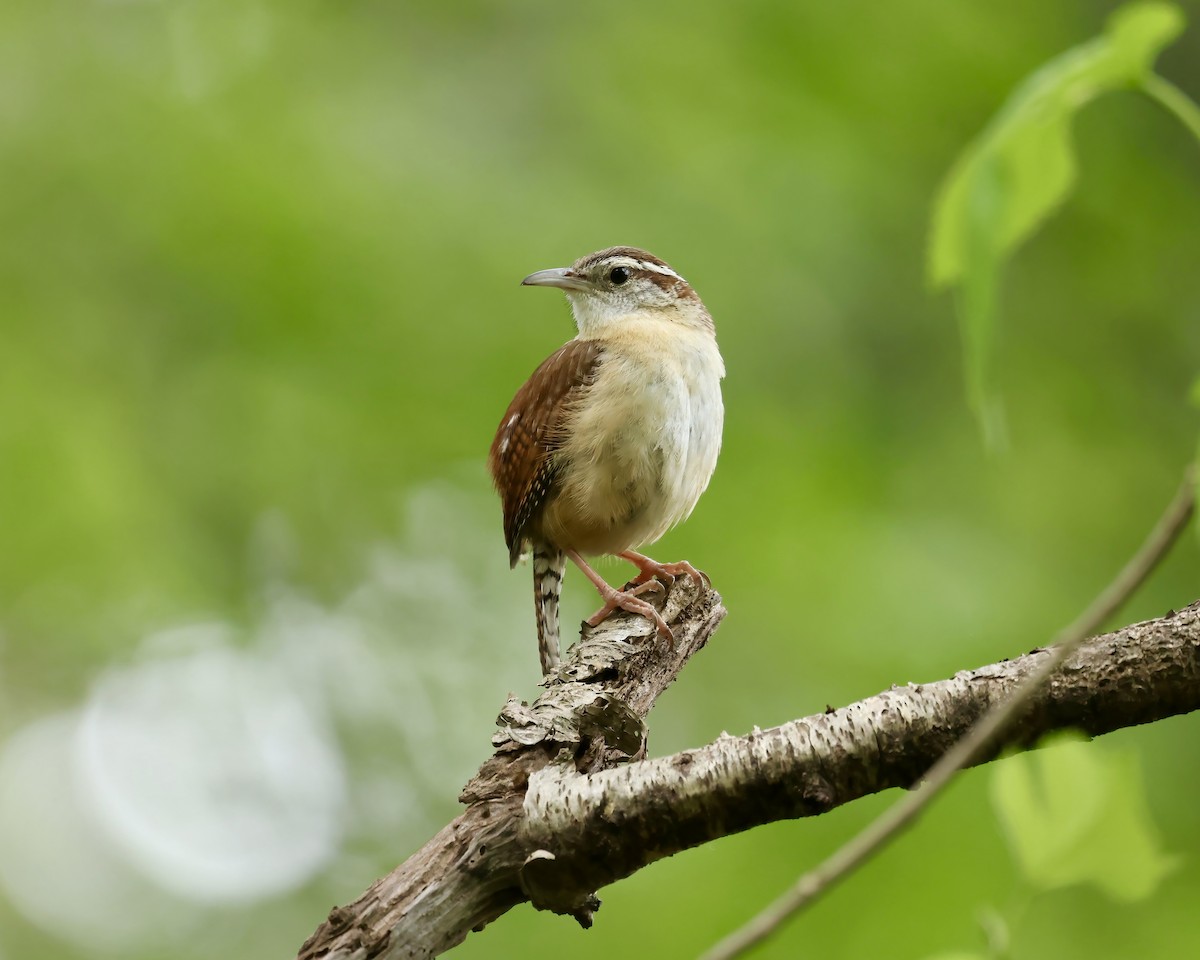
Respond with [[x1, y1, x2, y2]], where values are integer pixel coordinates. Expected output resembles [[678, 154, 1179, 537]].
[[990, 734, 1178, 901], [930, 3, 1184, 288], [927, 2, 1186, 445]]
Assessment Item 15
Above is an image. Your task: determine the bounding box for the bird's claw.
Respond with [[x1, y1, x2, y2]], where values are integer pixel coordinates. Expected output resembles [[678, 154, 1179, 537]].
[[628, 557, 708, 590], [586, 580, 674, 640], [621, 576, 667, 594]]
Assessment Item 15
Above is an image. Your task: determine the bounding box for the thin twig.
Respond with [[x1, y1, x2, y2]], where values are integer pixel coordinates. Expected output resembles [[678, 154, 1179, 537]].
[[1141, 73, 1200, 150], [701, 463, 1197, 960]]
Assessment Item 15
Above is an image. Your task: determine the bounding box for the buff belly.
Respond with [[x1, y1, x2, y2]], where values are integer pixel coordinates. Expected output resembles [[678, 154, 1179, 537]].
[[538, 327, 724, 557]]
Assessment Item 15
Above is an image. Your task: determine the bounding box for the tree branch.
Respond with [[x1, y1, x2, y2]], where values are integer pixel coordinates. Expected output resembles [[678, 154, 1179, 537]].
[[298, 579, 1200, 960], [703, 461, 1197, 960]]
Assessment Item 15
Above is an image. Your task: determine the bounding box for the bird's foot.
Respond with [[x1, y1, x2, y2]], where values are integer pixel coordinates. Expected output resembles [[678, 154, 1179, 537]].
[[618, 550, 710, 589], [584, 579, 673, 639]]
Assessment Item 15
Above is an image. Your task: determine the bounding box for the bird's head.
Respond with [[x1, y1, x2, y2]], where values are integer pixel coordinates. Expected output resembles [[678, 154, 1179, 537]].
[[521, 246, 713, 337]]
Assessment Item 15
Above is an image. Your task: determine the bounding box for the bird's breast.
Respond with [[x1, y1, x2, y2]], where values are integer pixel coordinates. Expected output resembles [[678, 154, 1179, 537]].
[[540, 326, 724, 555]]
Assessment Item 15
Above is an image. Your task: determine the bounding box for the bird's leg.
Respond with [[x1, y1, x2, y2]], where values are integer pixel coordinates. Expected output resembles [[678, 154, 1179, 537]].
[[617, 549, 710, 589], [565, 549, 673, 639]]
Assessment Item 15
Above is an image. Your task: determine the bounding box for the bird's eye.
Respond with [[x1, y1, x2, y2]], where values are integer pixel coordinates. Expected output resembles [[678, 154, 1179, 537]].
[[609, 266, 630, 285]]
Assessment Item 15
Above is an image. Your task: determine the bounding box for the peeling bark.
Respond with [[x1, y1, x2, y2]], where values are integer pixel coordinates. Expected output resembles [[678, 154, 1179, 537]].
[[297, 584, 1200, 960]]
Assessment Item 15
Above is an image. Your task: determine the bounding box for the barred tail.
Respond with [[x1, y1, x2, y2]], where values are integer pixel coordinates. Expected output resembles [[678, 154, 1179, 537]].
[[532, 544, 565, 675]]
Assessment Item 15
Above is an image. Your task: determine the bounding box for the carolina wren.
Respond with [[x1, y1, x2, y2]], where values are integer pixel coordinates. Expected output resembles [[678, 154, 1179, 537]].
[[488, 247, 725, 675]]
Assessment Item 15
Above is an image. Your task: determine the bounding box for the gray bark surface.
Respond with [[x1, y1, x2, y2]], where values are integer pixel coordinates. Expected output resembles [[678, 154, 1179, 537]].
[[297, 581, 1200, 960]]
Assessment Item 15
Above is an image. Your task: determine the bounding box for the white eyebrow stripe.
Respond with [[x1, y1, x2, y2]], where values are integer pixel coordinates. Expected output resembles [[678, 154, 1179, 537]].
[[614, 258, 683, 281]]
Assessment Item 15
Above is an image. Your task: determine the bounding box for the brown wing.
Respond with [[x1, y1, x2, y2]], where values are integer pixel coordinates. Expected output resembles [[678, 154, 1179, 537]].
[[488, 338, 604, 566]]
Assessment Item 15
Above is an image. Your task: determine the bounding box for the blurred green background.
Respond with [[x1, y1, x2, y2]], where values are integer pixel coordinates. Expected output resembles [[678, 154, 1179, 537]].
[[2, 1, 1198, 958]]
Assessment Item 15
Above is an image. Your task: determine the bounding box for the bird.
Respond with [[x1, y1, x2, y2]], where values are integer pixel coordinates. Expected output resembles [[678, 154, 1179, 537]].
[[488, 246, 725, 675]]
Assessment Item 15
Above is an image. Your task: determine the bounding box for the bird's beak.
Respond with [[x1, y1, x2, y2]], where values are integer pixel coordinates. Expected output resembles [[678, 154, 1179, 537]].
[[520, 267, 590, 292]]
